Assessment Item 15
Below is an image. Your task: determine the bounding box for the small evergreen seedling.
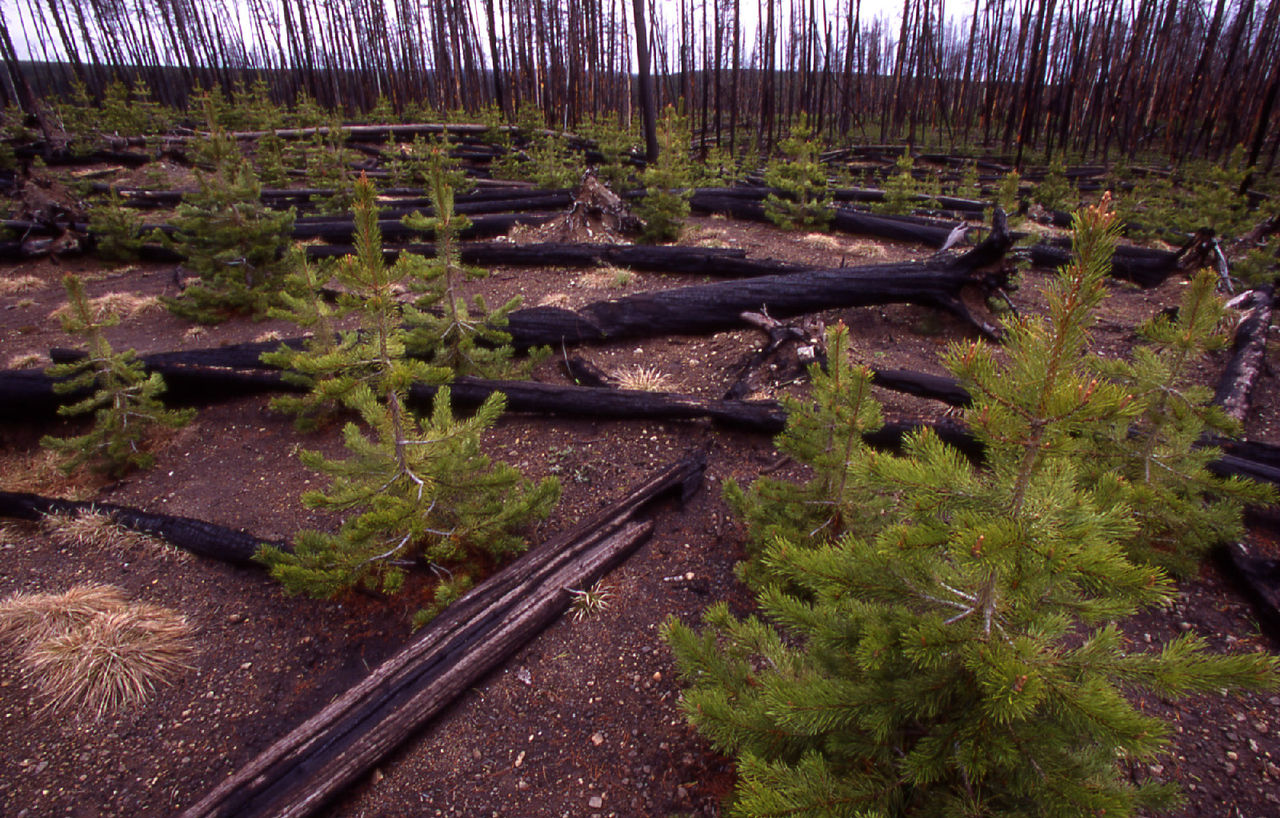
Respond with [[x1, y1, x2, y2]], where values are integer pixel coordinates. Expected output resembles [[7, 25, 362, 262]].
[[995, 168, 1022, 217], [582, 115, 640, 191], [305, 118, 358, 214], [763, 114, 833, 230], [1087, 268, 1275, 574], [634, 106, 694, 243], [722, 322, 889, 582], [1033, 155, 1074, 212], [88, 187, 148, 263], [263, 174, 448, 424], [667, 198, 1277, 817], [162, 131, 295, 323], [259, 251, 345, 430], [874, 152, 920, 215], [526, 131, 580, 189], [42, 275, 194, 476], [402, 146, 525, 377], [258, 174, 559, 621]]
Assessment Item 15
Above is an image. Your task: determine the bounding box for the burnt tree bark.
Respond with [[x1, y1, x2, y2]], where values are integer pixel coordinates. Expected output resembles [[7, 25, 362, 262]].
[[1213, 286, 1275, 423], [305, 242, 805, 278]]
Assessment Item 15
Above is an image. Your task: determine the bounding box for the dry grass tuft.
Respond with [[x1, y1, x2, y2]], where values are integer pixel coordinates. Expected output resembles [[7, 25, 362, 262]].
[[568, 580, 613, 622], [0, 583, 129, 648], [843, 240, 889, 260], [41, 509, 188, 561], [0, 448, 100, 500], [42, 509, 136, 549], [7, 352, 45, 369], [0, 584, 194, 718], [574, 271, 618, 289], [50, 291, 161, 323], [24, 600, 193, 719], [613, 365, 674, 392], [537, 292, 572, 308], [803, 232, 842, 250], [0, 274, 44, 296]]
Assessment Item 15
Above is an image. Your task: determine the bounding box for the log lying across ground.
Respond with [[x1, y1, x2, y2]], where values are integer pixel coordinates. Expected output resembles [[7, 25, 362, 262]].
[[689, 191, 962, 249], [0, 362, 790, 433], [19, 349, 1277, 490], [305, 241, 806, 278], [1214, 286, 1275, 422], [0, 490, 283, 565], [178, 452, 705, 818], [505, 211, 1015, 344], [89, 183, 549, 210], [689, 190, 1216, 288], [1027, 232, 1217, 288]]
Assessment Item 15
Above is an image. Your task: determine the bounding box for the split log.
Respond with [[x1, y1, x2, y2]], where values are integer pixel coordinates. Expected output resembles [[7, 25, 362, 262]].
[[291, 212, 553, 242], [178, 453, 705, 818], [292, 192, 573, 222], [1213, 286, 1275, 422], [305, 241, 804, 278], [0, 490, 283, 564], [501, 211, 1014, 346], [1027, 229, 1217, 288]]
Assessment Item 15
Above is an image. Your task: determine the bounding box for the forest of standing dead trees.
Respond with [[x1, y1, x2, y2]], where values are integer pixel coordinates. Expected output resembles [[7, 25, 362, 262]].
[[2, 0, 1280, 170]]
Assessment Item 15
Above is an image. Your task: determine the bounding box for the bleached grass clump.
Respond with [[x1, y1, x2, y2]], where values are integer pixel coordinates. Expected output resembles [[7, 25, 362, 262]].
[[612, 365, 673, 392], [0, 584, 193, 719], [49, 291, 160, 322], [7, 352, 44, 369], [0, 449, 98, 500], [0, 274, 43, 295], [41, 509, 188, 561], [0, 583, 128, 648]]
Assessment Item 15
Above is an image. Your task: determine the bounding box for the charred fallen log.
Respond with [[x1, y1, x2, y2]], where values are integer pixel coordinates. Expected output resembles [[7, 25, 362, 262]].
[[291, 192, 573, 222], [1218, 540, 1280, 641], [1214, 287, 1275, 422], [304, 241, 804, 278], [13, 145, 152, 167], [88, 183, 545, 210], [1027, 229, 1217, 288], [0, 490, 283, 564], [178, 453, 705, 818], [291, 212, 553, 242], [501, 211, 1014, 345], [691, 191, 975, 250]]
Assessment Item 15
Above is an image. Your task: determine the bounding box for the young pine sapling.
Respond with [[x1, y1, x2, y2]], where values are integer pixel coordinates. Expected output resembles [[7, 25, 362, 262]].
[[257, 175, 559, 624], [666, 198, 1277, 818], [42, 274, 194, 476]]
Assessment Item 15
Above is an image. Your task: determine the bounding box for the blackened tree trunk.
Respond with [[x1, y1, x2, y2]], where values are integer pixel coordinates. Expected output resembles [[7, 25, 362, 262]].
[[632, 0, 659, 161]]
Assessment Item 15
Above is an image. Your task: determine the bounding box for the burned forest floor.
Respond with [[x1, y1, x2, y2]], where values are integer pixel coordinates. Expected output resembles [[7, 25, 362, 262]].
[[2, 200, 1280, 818]]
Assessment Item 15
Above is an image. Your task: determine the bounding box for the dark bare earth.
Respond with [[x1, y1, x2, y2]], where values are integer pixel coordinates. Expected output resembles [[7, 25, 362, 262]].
[[2, 205, 1279, 818]]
